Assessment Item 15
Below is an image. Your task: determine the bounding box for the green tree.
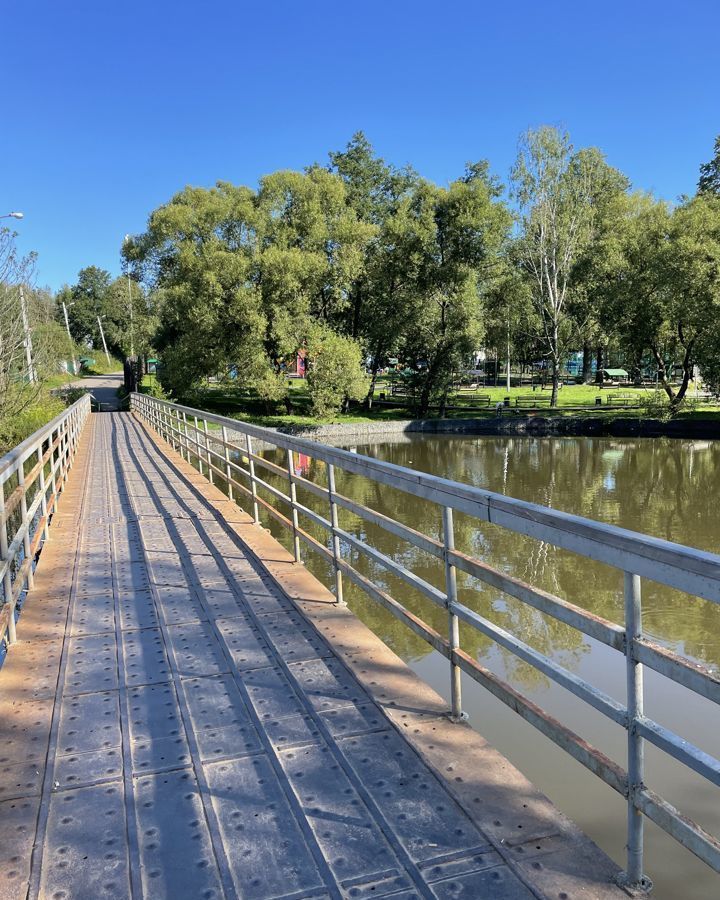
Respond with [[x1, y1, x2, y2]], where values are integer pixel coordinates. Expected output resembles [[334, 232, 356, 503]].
[[256, 166, 375, 346], [698, 134, 720, 196], [125, 182, 269, 397], [328, 132, 418, 342], [305, 325, 368, 417], [597, 193, 720, 407], [511, 128, 626, 405], [402, 164, 512, 415]]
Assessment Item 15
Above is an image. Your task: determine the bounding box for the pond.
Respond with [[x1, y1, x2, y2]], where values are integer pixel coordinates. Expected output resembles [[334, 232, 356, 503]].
[[238, 433, 720, 900]]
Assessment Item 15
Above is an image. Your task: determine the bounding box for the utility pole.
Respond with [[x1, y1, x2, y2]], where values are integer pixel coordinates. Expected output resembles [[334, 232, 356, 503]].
[[127, 273, 135, 357], [124, 235, 135, 358], [62, 301, 78, 374], [506, 306, 511, 392], [97, 315, 111, 368], [19, 285, 37, 383]]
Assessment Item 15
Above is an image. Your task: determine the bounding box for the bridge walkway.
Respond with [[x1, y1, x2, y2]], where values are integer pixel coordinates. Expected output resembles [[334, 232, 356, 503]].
[[0, 413, 623, 899]]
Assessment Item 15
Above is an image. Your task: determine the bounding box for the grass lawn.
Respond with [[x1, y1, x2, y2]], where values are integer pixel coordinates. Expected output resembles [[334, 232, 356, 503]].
[[81, 356, 124, 376], [181, 377, 720, 429]]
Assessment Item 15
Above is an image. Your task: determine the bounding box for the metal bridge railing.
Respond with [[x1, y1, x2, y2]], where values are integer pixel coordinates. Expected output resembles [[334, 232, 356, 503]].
[[131, 391, 720, 891], [0, 394, 92, 648]]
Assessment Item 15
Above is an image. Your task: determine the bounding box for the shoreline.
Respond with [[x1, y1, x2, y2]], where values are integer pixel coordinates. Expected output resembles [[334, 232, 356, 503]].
[[226, 414, 720, 446]]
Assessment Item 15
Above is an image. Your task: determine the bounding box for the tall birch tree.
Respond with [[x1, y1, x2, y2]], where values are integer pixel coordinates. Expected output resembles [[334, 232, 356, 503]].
[[511, 127, 619, 405]]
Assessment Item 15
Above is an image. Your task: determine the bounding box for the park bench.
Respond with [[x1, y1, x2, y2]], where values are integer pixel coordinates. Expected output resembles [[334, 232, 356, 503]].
[[605, 393, 638, 407], [468, 394, 491, 406], [515, 395, 551, 407]]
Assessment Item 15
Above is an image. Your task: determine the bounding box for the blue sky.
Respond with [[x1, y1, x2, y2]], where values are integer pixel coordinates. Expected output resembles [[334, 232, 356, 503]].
[[2, 0, 718, 290]]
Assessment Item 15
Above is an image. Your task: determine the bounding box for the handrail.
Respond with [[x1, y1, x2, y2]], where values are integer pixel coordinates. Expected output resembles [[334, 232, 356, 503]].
[[0, 393, 92, 647], [131, 392, 720, 891]]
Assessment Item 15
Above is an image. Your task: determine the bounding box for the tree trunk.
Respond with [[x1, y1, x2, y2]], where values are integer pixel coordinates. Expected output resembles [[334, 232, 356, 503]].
[[595, 346, 604, 384], [550, 357, 560, 407], [582, 341, 592, 383], [672, 341, 695, 408], [650, 345, 676, 402], [365, 358, 380, 409], [439, 379, 450, 418], [418, 354, 444, 417], [351, 283, 362, 339]]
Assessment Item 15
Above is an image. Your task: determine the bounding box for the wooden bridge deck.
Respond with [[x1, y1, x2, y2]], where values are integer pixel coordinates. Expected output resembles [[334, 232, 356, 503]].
[[0, 413, 623, 900]]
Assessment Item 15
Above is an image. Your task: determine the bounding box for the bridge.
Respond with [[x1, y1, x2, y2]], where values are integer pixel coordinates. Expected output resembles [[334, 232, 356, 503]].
[[0, 392, 718, 899]]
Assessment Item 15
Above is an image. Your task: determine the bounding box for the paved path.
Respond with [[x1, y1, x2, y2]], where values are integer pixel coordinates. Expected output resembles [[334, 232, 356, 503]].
[[0, 413, 623, 899], [68, 371, 124, 410]]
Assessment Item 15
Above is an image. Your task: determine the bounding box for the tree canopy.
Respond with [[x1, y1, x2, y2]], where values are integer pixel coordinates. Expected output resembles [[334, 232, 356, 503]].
[[107, 128, 720, 414]]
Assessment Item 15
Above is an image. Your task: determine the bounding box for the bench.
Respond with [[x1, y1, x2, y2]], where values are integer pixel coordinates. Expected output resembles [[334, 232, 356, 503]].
[[515, 395, 551, 407], [605, 394, 637, 407]]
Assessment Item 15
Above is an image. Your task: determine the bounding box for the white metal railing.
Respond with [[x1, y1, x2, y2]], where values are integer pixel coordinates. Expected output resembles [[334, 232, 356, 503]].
[[0, 394, 92, 647], [131, 392, 720, 891]]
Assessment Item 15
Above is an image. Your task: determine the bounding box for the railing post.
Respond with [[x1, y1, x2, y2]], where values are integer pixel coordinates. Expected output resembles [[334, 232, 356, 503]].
[[194, 416, 203, 475], [175, 409, 185, 459], [621, 572, 651, 893], [165, 404, 173, 445], [327, 463, 344, 605], [0, 488, 16, 644], [37, 442, 50, 542], [18, 463, 33, 591], [181, 412, 191, 464], [246, 435, 260, 524], [222, 426, 233, 500], [59, 418, 68, 485], [443, 506, 465, 722], [203, 420, 213, 483], [286, 448, 301, 563]]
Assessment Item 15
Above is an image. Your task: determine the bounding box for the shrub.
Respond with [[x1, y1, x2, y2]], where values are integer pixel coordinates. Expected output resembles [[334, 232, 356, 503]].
[[305, 328, 368, 418]]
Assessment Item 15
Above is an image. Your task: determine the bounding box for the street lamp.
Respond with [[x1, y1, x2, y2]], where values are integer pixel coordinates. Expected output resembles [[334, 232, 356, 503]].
[[1, 211, 24, 220]]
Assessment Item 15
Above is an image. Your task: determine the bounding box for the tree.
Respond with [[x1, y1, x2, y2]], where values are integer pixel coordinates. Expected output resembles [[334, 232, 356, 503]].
[[305, 325, 368, 417], [401, 164, 512, 415], [511, 128, 626, 405], [125, 182, 269, 397], [0, 226, 39, 418], [328, 132, 418, 342], [668, 195, 720, 399], [698, 134, 720, 196], [597, 193, 720, 408]]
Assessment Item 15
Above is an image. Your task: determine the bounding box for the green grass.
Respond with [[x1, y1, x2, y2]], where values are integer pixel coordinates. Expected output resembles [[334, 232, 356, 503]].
[[81, 356, 124, 376], [0, 393, 67, 455], [176, 378, 720, 431]]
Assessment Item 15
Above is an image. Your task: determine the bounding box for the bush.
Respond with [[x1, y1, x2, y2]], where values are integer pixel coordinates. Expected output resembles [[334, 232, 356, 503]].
[[53, 385, 90, 405], [140, 374, 171, 400], [639, 390, 673, 421], [0, 397, 66, 455], [305, 328, 368, 418]]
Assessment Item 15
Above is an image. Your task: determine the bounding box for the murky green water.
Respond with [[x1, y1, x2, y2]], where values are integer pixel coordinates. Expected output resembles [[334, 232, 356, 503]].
[[242, 434, 720, 899]]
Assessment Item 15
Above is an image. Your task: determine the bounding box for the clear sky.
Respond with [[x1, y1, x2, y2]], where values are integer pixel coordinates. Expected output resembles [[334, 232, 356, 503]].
[[2, 0, 718, 290]]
